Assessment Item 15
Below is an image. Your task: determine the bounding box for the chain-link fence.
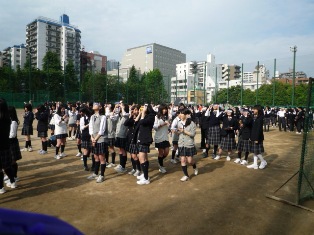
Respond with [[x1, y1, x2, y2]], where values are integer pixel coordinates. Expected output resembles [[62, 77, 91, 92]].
[[297, 77, 314, 204]]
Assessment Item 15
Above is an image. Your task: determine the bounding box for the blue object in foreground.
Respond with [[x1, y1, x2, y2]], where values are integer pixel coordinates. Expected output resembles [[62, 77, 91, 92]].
[[0, 208, 83, 235]]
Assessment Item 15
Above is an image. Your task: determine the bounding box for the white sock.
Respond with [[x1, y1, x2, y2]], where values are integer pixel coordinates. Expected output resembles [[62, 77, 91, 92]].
[[257, 154, 265, 162], [253, 156, 258, 165]]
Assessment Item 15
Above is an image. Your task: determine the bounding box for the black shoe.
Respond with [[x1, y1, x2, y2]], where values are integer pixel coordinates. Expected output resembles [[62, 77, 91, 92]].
[[91, 167, 95, 172], [202, 152, 208, 158], [211, 153, 215, 159], [84, 166, 89, 171]]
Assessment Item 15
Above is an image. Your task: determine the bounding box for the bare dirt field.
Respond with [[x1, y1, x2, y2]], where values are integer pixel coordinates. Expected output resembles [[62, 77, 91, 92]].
[[1, 109, 314, 235]]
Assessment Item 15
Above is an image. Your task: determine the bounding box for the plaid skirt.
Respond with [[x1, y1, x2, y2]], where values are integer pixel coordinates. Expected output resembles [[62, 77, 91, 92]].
[[22, 126, 33, 136], [0, 149, 12, 169], [82, 140, 92, 150], [155, 141, 170, 149], [220, 136, 236, 150], [68, 123, 76, 128], [75, 130, 81, 139], [10, 138, 22, 161], [178, 147, 197, 157], [172, 140, 178, 145], [55, 134, 68, 139], [264, 118, 271, 125], [207, 126, 221, 145], [127, 143, 139, 154], [237, 137, 251, 152], [250, 141, 264, 154], [49, 124, 55, 130], [107, 138, 115, 147], [38, 131, 48, 138], [115, 137, 127, 149], [92, 142, 108, 155], [137, 144, 150, 153]]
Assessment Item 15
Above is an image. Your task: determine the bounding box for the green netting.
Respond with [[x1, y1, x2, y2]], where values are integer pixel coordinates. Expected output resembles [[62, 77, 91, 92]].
[[297, 77, 314, 203]]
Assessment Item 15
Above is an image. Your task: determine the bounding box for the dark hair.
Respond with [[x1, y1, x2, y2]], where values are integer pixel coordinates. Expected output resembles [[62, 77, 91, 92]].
[[24, 103, 32, 112], [181, 108, 192, 126], [37, 104, 45, 113], [56, 106, 66, 116], [131, 104, 141, 111], [253, 105, 263, 116], [80, 107, 91, 118], [145, 104, 155, 115], [157, 104, 168, 119], [8, 106, 20, 125], [109, 104, 114, 112], [0, 98, 10, 121]]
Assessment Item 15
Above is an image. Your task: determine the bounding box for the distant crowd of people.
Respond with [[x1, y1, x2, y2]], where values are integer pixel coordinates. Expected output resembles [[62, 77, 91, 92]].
[[0, 98, 312, 194]]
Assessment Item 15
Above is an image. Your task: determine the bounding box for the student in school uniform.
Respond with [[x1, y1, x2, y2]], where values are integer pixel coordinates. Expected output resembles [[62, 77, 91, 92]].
[[86, 103, 108, 183], [234, 109, 252, 165], [176, 109, 198, 182], [170, 109, 181, 164], [124, 104, 141, 177], [80, 107, 92, 171], [105, 104, 119, 168], [67, 104, 77, 140], [48, 103, 57, 137], [114, 104, 130, 173], [200, 106, 210, 158], [247, 105, 267, 170], [75, 110, 82, 158], [136, 104, 155, 185], [21, 103, 34, 152], [0, 99, 15, 194], [53, 106, 69, 160], [35, 104, 49, 155], [295, 107, 305, 134]]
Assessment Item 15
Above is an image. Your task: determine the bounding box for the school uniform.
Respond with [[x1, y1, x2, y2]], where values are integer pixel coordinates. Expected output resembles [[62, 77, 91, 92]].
[[54, 114, 68, 139], [21, 111, 34, 135], [250, 115, 264, 155], [124, 117, 139, 154], [136, 113, 155, 153], [75, 113, 82, 139], [200, 111, 210, 149], [35, 110, 49, 137], [89, 114, 108, 155], [106, 113, 118, 147], [0, 118, 12, 170], [205, 109, 223, 145], [170, 116, 180, 145], [295, 110, 304, 133], [220, 115, 238, 151], [177, 121, 197, 156], [115, 113, 129, 149], [80, 115, 91, 149], [153, 115, 170, 149], [68, 110, 77, 127], [237, 116, 252, 153], [9, 121, 22, 162]]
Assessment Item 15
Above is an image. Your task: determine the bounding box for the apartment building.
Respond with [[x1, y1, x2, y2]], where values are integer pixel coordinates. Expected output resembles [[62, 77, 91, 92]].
[[0, 44, 26, 70]]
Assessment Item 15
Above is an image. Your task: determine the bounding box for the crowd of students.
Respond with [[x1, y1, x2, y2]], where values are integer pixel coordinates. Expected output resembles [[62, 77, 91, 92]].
[[0, 98, 311, 193]]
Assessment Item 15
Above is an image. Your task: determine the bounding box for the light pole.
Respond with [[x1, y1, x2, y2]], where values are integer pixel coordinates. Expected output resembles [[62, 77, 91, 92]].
[[241, 63, 243, 106], [92, 61, 95, 101], [203, 62, 206, 104], [64, 60, 66, 102], [28, 48, 32, 101], [175, 72, 178, 100], [256, 61, 259, 104], [191, 61, 198, 105], [215, 66, 218, 103], [117, 62, 120, 101], [273, 58, 276, 106], [137, 68, 140, 104], [226, 66, 230, 103], [290, 46, 297, 106], [184, 70, 187, 104]]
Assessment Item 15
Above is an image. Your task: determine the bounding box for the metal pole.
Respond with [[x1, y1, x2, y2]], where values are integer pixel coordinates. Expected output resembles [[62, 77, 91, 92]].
[[291, 46, 297, 106], [137, 68, 139, 104], [126, 70, 128, 104], [105, 75, 108, 103], [194, 73, 196, 105], [227, 66, 229, 103], [175, 73, 177, 100], [29, 51, 31, 101], [47, 57, 50, 101], [241, 63, 243, 106], [273, 58, 276, 106], [117, 62, 120, 101], [256, 61, 259, 104], [64, 61, 66, 102], [168, 75, 170, 103], [215, 66, 217, 103], [184, 70, 187, 104], [203, 62, 206, 104]]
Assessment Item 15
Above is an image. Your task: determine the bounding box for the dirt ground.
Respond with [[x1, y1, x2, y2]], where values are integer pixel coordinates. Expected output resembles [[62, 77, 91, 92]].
[[1, 109, 314, 235]]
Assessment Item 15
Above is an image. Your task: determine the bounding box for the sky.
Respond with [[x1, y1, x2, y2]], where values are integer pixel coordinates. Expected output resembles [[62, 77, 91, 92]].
[[1, 0, 314, 76]]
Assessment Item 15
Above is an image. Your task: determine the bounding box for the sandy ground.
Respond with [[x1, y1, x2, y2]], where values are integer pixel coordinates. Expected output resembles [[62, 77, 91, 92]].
[[0, 110, 314, 235]]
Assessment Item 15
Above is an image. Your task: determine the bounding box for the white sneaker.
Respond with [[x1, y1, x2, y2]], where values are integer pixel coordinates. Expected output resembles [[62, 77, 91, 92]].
[[133, 170, 141, 177], [214, 155, 221, 160], [56, 155, 62, 160], [137, 174, 145, 180], [247, 164, 258, 169], [76, 152, 82, 157], [0, 187, 6, 194], [40, 150, 47, 155], [14, 177, 20, 182], [234, 158, 241, 164], [87, 173, 98, 180], [137, 178, 150, 185], [259, 161, 267, 169], [180, 175, 189, 182], [20, 148, 28, 152], [170, 159, 178, 164], [96, 175, 104, 183], [3, 175, 8, 181], [128, 169, 136, 175], [38, 149, 43, 153], [60, 152, 67, 157], [159, 166, 167, 174], [6, 181, 17, 188], [67, 137, 73, 141], [81, 156, 83, 161], [175, 149, 179, 155], [28, 147, 33, 152], [115, 165, 127, 173], [240, 160, 248, 165], [107, 163, 116, 168], [226, 156, 231, 161], [194, 168, 199, 176]]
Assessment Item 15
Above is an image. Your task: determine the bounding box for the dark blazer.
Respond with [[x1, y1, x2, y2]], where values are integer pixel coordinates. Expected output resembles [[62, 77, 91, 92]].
[[220, 115, 238, 138], [136, 113, 155, 145], [239, 116, 253, 140], [35, 111, 49, 132], [200, 112, 210, 130], [81, 116, 91, 141], [23, 111, 34, 127], [250, 115, 264, 142], [0, 118, 10, 150], [124, 117, 139, 145]]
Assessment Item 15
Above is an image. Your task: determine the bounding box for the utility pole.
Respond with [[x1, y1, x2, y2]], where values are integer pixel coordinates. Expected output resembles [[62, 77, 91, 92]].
[[184, 70, 187, 104], [273, 58, 276, 106], [203, 62, 206, 104], [256, 61, 259, 104], [290, 46, 297, 106], [117, 62, 120, 101], [241, 63, 243, 106]]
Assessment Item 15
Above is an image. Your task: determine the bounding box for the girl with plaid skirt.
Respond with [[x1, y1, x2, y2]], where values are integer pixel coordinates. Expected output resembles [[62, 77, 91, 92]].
[[48, 103, 56, 136], [75, 111, 82, 158], [67, 105, 78, 140], [21, 103, 34, 152], [247, 105, 267, 170], [136, 104, 155, 185], [170, 109, 181, 164], [234, 109, 252, 165], [217, 109, 238, 161], [80, 107, 92, 171], [105, 104, 119, 168], [35, 104, 49, 155], [0, 99, 15, 194], [124, 105, 142, 177], [87, 103, 108, 183], [153, 104, 171, 174], [114, 104, 130, 173], [53, 106, 69, 160], [177, 109, 198, 182], [205, 104, 224, 159]]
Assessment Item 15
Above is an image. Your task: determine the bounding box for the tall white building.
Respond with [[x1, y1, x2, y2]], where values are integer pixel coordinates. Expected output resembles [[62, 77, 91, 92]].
[[0, 44, 27, 70], [26, 14, 81, 71], [172, 54, 222, 104]]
